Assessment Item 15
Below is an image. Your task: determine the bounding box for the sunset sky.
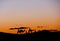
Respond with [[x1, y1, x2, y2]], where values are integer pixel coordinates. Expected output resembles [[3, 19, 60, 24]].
[[0, 0, 60, 33]]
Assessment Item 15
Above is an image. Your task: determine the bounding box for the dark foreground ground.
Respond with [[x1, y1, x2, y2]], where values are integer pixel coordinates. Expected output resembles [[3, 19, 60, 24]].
[[0, 30, 60, 41]]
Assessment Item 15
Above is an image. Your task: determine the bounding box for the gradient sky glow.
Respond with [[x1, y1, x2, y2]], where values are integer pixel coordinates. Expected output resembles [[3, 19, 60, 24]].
[[0, 0, 60, 33]]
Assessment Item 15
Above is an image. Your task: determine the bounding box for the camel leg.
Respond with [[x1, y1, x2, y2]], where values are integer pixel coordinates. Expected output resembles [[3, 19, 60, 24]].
[[17, 32, 19, 34]]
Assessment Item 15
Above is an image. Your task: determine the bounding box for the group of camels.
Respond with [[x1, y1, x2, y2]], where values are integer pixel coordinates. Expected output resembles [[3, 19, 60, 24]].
[[10, 26, 43, 34]]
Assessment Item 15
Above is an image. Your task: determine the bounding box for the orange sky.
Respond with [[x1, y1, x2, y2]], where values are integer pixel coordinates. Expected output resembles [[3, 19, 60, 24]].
[[0, 0, 60, 34]]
